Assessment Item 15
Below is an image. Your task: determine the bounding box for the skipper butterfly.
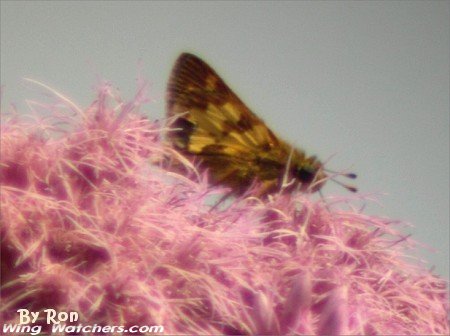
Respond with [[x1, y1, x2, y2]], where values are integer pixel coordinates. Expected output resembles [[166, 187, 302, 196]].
[[166, 53, 356, 196]]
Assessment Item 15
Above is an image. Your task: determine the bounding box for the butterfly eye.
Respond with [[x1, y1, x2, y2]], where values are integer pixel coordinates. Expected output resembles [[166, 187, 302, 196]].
[[295, 166, 316, 184]]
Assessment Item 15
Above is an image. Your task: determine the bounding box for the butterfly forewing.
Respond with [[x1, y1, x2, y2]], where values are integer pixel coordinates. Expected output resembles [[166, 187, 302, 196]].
[[166, 53, 327, 195], [167, 54, 281, 153]]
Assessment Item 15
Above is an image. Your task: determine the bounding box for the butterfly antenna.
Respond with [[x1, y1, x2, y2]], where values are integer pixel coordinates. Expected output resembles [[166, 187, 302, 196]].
[[323, 168, 358, 192], [324, 168, 357, 180], [330, 176, 358, 193]]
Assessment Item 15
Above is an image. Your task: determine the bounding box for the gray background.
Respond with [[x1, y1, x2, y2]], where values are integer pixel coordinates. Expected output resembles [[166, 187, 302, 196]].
[[1, 1, 448, 279]]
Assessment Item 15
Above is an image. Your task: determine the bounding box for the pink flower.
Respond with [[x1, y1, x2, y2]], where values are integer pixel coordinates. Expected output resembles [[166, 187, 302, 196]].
[[1, 82, 448, 335]]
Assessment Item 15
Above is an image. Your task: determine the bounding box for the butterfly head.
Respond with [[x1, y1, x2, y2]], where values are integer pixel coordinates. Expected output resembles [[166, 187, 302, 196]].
[[292, 156, 358, 193], [293, 156, 327, 192]]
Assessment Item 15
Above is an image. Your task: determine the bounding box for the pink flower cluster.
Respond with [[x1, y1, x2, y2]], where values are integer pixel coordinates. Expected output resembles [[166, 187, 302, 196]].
[[1, 83, 448, 335]]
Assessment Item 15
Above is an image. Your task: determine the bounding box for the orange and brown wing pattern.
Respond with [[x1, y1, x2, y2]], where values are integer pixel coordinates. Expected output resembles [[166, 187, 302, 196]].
[[166, 53, 284, 157], [165, 53, 341, 195], [166, 53, 293, 192]]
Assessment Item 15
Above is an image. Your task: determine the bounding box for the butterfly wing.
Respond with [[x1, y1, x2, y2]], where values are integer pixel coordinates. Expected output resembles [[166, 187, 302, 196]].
[[166, 53, 291, 191], [167, 53, 283, 155], [165, 53, 353, 194]]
